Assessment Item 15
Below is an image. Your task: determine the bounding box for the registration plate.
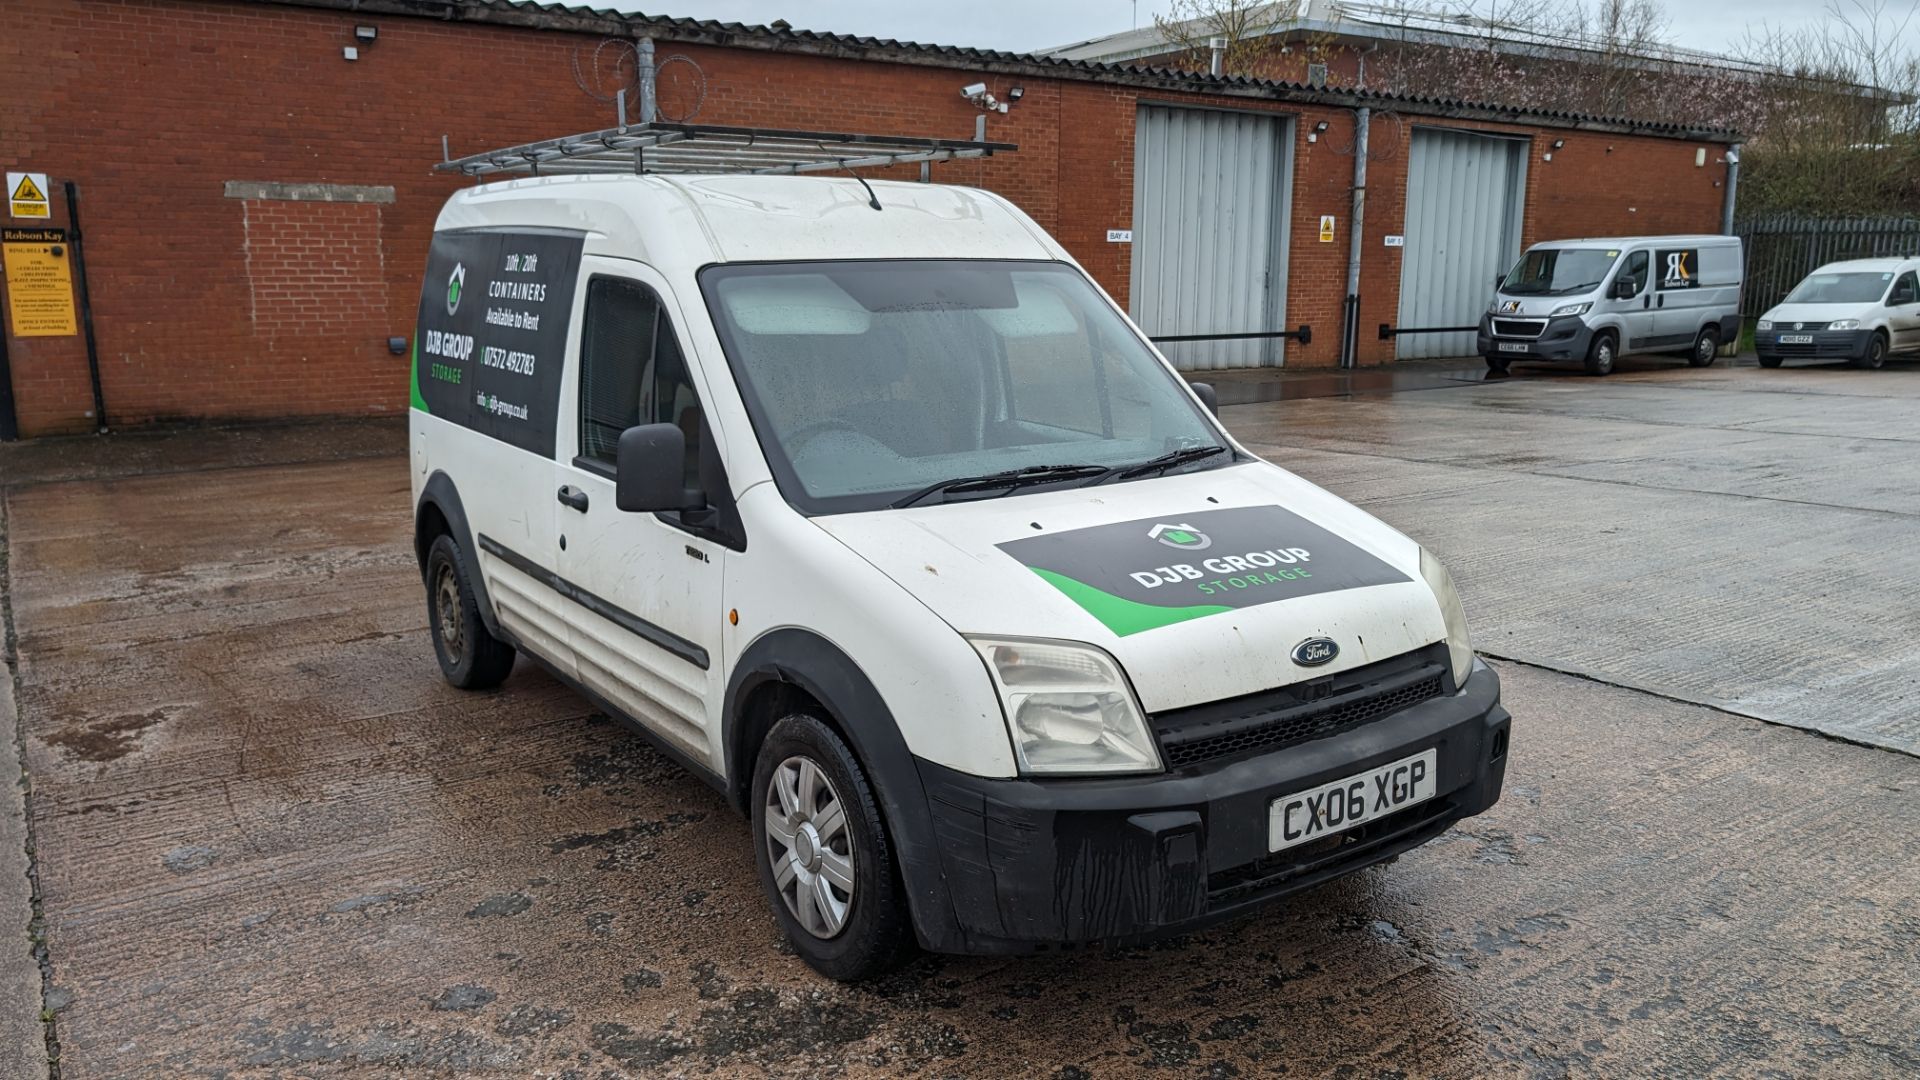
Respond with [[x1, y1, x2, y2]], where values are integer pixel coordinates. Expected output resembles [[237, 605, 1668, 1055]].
[[1268, 748, 1438, 852], [1498, 342, 1529, 352], [1779, 334, 1813, 344]]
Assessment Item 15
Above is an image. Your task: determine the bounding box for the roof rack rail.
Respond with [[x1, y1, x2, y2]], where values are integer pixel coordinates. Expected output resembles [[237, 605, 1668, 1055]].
[[437, 121, 1017, 179]]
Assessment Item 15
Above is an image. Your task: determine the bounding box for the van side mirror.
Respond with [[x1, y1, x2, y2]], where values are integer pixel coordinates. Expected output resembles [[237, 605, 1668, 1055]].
[[1190, 381, 1219, 416], [616, 423, 704, 513], [1893, 284, 1917, 305], [1611, 279, 1637, 300]]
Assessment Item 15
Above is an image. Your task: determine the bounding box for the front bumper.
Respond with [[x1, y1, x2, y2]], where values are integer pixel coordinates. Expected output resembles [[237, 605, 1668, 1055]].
[[912, 661, 1510, 953], [1755, 328, 1872, 362], [1478, 313, 1593, 362]]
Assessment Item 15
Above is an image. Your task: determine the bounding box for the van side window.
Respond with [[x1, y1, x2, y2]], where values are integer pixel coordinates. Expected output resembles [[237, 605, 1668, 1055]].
[[1892, 271, 1918, 304], [1618, 251, 1649, 295], [578, 277, 703, 479]]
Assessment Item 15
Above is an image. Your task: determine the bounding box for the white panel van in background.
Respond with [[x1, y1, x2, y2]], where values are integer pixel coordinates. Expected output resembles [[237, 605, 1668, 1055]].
[[1478, 235, 1744, 375]]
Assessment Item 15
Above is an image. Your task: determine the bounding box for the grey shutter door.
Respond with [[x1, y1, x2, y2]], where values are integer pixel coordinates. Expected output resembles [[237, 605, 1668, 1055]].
[[1130, 106, 1292, 371], [1396, 127, 1527, 360]]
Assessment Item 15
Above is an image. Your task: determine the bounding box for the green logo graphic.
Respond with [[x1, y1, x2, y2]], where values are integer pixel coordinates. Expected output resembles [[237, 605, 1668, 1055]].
[[446, 262, 466, 315], [1149, 523, 1211, 551]]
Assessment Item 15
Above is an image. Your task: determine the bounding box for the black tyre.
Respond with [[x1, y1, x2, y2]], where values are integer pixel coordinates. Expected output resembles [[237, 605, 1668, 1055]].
[[425, 534, 516, 689], [1758, 354, 1784, 369], [1851, 332, 1888, 370], [1583, 331, 1617, 376], [1687, 328, 1718, 367], [1484, 355, 1511, 376], [751, 714, 914, 981]]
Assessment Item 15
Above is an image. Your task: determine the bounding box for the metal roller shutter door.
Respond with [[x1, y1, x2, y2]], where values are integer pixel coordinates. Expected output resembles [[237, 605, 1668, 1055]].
[[1396, 127, 1527, 360], [1130, 105, 1293, 371]]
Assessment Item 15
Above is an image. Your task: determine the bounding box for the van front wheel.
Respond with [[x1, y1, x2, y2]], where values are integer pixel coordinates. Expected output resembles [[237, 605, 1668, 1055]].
[[425, 534, 516, 689], [1583, 331, 1617, 376], [751, 714, 914, 981], [1851, 332, 1888, 370]]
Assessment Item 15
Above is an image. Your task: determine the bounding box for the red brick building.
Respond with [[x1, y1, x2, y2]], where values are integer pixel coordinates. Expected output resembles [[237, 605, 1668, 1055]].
[[0, 0, 1736, 437]]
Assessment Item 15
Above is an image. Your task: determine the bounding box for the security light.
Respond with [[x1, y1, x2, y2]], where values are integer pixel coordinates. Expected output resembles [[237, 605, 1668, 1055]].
[[355, 25, 377, 42], [1008, 87, 1024, 101], [1314, 121, 1329, 133], [1551, 139, 1564, 149]]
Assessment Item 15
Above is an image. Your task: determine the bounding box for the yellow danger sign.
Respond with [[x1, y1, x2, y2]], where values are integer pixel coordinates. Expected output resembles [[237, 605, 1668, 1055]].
[[8, 172, 50, 219], [1318, 214, 1336, 243], [3, 238, 78, 336]]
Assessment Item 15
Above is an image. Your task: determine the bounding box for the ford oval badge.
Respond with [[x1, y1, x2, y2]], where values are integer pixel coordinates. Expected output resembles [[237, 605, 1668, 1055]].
[[1291, 638, 1339, 667]]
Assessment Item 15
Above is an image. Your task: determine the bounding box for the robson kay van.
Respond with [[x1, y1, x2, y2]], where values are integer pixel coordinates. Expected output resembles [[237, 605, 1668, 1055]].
[[1480, 235, 1743, 375], [409, 144, 1510, 980], [1754, 257, 1920, 370]]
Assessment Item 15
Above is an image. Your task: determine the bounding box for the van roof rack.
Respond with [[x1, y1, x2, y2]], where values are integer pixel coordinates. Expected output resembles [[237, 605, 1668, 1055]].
[[437, 121, 1017, 179]]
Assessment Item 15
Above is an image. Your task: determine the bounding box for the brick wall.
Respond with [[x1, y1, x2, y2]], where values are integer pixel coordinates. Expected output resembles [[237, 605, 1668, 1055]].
[[1, 0, 1731, 435]]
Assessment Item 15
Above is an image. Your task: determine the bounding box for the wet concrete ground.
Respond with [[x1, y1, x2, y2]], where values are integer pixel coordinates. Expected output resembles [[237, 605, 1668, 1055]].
[[1, 360, 1917, 1077]]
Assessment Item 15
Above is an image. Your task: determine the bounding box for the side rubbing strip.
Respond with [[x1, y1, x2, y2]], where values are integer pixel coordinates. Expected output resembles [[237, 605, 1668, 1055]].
[[477, 533, 711, 671]]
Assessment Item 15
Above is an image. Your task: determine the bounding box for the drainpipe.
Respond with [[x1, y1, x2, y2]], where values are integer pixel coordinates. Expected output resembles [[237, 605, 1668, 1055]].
[[638, 37, 657, 123], [1209, 36, 1226, 76], [1341, 107, 1370, 368], [1720, 143, 1742, 235]]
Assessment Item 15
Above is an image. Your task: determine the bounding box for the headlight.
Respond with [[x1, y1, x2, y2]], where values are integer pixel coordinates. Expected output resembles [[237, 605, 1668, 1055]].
[[970, 637, 1161, 775], [1549, 302, 1590, 317], [1756, 319, 1773, 331], [1418, 549, 1475, 690], [1828, 319, 1860, 331]]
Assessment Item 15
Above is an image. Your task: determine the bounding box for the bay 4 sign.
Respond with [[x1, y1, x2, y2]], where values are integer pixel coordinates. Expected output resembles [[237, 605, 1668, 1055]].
[[997, 505, 1410, 637]]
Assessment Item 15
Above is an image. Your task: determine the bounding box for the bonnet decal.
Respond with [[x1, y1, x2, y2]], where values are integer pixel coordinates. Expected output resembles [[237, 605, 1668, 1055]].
[[997, 505, 1410, 637]]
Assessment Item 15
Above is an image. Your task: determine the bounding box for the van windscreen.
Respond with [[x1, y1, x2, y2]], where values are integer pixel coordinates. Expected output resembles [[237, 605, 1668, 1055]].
[[1783, 272, 1894, 304], [700, 260, 1229, 515], [1501, 248, 1621, 296]]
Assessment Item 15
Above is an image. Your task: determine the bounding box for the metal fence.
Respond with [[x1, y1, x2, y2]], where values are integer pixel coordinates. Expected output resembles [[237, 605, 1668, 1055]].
[[1735, 214, 1920, 315]]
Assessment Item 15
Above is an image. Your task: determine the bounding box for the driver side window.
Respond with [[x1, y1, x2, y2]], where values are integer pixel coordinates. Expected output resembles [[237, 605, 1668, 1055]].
[[1617, 251, 1649, 295], [578, 277, 704, 486], [1891, 271, 1918, 305]]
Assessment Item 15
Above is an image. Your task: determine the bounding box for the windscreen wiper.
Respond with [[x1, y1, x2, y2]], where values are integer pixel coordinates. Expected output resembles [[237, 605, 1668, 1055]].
[[891, 463, 1109, 508], [1087, 445, 1229, 485]]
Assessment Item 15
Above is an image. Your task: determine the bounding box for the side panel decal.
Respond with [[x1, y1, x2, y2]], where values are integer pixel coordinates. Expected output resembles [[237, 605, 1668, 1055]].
[[414, 229, 584, 457], [996, 505, 1411, 637]]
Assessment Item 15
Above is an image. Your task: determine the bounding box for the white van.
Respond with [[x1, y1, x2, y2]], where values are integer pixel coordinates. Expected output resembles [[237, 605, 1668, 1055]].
[[1479, 235, 1744, 375], [1755, 257, 1920, 370], [409, 136, 1510, 980]]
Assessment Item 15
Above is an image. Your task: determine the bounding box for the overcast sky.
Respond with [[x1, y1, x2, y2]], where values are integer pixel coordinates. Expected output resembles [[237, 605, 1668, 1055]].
[[648, 0, 1909, 59]]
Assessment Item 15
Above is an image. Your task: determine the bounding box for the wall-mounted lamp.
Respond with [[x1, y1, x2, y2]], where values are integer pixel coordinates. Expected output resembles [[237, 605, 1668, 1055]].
[[1008, 86, 1024, 101], [1551, 139, 1565, 149], [1309, 119, 1330, 144], [387, 336, 409, 356], [355, 24, 377, 42]]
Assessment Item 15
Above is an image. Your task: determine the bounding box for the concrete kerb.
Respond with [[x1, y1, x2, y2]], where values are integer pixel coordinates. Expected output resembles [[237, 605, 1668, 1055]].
[[0, 494, 54, 1080]]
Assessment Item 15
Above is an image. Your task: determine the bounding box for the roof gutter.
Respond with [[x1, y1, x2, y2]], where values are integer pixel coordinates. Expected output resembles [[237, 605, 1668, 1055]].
[[250, 0, 1741, 141]]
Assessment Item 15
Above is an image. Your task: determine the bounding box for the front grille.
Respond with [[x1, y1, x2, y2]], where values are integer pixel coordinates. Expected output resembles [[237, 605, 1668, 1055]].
[[1774, 321, 1829, 332], [1492, 318, 1546, 338], [1767, 333, 1858, 358], [1207, 798, 1457, 905], [1151, 646, 1448, 771]]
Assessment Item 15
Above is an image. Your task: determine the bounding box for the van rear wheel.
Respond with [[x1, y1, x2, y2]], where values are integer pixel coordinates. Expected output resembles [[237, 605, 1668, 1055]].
[[425, 534, 516, 689], [751, 714, 914, 981], [1583, 331, 1617, 376], [1687, 328, 1718, 367]]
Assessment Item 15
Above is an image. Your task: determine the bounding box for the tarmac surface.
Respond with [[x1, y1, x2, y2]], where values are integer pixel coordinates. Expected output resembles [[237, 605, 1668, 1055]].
[[1, 361, 1917, 1078]]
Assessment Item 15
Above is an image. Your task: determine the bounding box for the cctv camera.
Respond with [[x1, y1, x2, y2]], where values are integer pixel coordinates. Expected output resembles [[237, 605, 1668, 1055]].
[[961, 82, 987, 99]]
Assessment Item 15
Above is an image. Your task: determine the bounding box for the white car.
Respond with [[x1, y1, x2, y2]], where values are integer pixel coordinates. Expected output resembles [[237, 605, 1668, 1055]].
[[409, 168, 1510, 980], [1756, 257, 1920, 370]]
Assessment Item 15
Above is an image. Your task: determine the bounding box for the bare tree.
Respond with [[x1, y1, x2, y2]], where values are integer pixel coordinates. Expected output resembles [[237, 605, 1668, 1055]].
[[1151, 0, 1338, 80]]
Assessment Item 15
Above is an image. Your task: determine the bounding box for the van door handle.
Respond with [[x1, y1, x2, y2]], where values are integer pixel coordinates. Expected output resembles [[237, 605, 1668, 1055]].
[[1657, 295, 1665, 308], [557, 485, 590, 512]]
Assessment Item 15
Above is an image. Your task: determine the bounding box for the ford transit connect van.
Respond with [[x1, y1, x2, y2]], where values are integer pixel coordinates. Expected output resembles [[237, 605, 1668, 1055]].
[[1479, 235, 1743, 375], [1755, 257, 1920, 370], [410, 168, 1510, 979]]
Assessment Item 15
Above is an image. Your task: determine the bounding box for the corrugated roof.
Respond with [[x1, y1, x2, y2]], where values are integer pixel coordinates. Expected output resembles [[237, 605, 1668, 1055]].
[[265, 0, 1741, 140]]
